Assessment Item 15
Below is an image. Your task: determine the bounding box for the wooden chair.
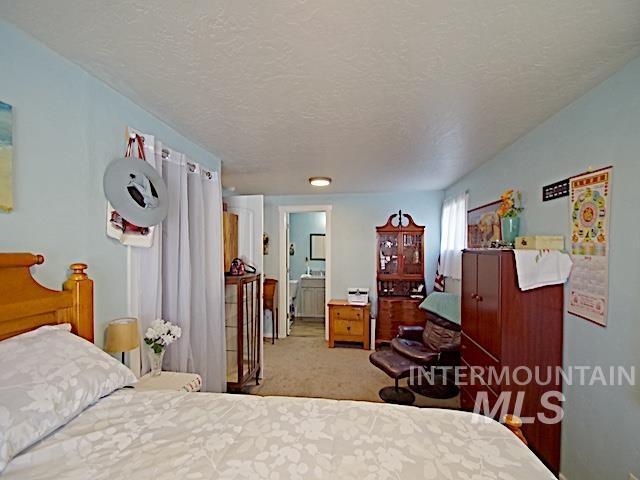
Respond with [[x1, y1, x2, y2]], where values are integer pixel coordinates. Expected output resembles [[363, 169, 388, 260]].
[[263, 278, 278, 344]]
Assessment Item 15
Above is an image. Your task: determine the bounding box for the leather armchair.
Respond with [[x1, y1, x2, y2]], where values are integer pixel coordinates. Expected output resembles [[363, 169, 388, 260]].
[[369, 314, 461, 403], [393, 319, 461, 366], [392, 316, 461, 399]]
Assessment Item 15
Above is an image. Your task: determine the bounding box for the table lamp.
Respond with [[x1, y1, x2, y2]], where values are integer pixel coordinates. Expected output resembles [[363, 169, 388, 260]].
[[104, 317, 139, 363]]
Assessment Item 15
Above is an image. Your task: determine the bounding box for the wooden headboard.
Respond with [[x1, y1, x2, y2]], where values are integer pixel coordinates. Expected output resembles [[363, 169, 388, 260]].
[[0, 253, 94, 342]]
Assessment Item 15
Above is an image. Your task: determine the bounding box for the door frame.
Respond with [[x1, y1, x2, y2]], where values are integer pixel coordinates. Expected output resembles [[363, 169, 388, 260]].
[[278, 205, 332, 340]]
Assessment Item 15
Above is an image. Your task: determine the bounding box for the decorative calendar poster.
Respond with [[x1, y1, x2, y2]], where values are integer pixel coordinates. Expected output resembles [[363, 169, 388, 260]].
[[568, 167, 612, 326]]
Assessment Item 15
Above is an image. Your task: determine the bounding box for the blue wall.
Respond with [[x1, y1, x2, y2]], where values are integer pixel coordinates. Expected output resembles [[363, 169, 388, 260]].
[[445, 57, 640, 479], [0, 20, 220, 346], [289, 211, 326, 280], [263, 191, 444, 310]]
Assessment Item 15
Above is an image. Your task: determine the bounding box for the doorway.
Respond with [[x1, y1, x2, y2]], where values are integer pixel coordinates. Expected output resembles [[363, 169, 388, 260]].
[[278, 205, 332, 341]]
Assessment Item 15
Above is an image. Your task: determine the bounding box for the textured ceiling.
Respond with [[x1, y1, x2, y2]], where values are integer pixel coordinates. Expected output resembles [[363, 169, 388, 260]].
[[1, 1, 640, 194]]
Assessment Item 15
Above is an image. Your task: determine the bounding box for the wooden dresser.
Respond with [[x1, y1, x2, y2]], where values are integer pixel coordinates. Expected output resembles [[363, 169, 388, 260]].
[[328, 300, 371, 349], [460, 249, 563, 474]]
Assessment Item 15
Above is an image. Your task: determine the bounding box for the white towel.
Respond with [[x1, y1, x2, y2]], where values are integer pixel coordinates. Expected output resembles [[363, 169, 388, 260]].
[[513, 250, 573, 291]]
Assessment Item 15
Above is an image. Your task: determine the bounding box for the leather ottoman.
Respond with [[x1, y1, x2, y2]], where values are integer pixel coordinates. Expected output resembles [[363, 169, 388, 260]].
[[369, 350, 415, 405]]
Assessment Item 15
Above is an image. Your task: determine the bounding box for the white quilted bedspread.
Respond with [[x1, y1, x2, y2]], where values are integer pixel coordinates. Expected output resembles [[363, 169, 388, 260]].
[[3, 390, 554, 479]]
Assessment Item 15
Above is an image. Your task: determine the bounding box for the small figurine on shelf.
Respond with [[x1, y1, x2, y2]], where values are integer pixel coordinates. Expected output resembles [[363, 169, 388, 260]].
[[498, 189, 524, 246]]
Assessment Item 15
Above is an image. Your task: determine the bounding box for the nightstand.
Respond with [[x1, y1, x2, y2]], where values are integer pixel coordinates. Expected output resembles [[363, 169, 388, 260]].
[[328, 299, 371, 349], [133, 371, 202, 392]]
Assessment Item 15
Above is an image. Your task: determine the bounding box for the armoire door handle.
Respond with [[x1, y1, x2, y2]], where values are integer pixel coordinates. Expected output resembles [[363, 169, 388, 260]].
[[476, 295, 483, 302], [471, 293, 478, 299]]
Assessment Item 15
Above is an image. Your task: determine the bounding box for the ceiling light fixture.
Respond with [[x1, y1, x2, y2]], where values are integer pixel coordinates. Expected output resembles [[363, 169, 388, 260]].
[[309, 176, 331, 187]]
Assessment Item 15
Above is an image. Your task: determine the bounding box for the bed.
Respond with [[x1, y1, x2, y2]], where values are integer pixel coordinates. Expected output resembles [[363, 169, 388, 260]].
[[0, 253, 556, 479]]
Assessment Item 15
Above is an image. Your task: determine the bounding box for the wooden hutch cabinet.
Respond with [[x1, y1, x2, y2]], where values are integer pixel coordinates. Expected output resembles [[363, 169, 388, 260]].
[[375, 211, 428, 345], [225, 273, 261, 391], [460, 249, 563, 474]]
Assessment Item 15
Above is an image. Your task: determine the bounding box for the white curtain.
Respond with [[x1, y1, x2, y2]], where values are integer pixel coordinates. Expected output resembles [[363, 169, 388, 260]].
[[161, 147, 192, 372], [440, 192, 468, 280], [131, 135, 225, 392], [130, 131, 163, 375], [161, 148, 226, 393]]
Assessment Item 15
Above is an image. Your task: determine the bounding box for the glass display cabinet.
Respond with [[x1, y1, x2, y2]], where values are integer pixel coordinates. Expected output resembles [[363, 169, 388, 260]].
[[225, 273, 261, 391], [375, 211, 427, 345]]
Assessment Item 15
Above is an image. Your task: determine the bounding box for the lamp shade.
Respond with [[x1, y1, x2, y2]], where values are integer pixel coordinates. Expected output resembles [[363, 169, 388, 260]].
[[104, 318, 140, 353]]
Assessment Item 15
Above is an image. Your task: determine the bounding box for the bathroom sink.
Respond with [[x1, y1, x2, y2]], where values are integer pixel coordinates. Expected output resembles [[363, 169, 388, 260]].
[[301, 273, 325, 279]]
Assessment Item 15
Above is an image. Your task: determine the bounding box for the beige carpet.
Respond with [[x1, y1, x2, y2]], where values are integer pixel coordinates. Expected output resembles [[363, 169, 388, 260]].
[[246, 319, 460, 409]]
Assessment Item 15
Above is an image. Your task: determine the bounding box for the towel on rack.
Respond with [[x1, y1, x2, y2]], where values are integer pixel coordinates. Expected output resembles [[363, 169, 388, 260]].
[[513, 250, 573, 291]]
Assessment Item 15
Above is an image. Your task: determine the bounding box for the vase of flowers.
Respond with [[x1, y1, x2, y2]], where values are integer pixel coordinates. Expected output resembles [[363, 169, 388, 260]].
[[144, 319, 182, 376], [498, 189, 524, 245]]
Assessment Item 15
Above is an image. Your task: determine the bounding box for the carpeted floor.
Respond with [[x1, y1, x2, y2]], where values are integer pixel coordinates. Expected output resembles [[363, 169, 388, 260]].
[[246, 319, 460, 409]]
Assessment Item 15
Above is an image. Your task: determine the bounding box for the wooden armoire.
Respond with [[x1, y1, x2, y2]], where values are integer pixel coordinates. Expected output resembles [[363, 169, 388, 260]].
[[375, 212, 428, 345], [460, 249, 563, 474]]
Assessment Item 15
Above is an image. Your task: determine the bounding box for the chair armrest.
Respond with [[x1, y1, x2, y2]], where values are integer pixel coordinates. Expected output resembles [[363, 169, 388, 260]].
[[397, 325, 424, 341], [438, 342, 460, 353]]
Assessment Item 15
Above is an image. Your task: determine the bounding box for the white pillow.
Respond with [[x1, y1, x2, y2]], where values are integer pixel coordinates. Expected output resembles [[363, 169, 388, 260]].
[[0, 324, 137, 472]]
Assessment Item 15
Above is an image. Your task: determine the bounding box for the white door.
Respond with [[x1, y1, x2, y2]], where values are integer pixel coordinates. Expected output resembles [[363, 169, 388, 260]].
[[286, 214, 292, 336], [225, 195, 264, 377]]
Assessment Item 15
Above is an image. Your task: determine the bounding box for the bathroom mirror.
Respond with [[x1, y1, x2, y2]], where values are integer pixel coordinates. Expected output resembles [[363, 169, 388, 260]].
[[309, 234, 326, 260]]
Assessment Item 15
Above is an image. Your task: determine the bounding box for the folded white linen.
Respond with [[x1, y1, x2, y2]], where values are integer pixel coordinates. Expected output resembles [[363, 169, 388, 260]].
[[513, 249, 573, 291]]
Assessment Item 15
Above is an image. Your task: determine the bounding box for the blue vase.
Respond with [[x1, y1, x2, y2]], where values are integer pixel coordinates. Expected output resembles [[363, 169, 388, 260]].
[[501, 217, 520, 245]]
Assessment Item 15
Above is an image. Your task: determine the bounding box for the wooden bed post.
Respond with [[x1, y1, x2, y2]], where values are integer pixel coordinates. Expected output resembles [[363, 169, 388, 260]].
[[503, 415, 528, 446], [63, 263, 94, 343]]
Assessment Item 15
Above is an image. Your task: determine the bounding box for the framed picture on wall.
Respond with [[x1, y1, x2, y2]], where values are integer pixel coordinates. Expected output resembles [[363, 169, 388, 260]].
[[0, 101, 13, 213], [309, 233, 326, 260], [467, 200, 502, 248]]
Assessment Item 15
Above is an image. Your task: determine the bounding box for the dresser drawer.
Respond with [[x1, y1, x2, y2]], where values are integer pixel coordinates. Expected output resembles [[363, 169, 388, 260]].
[[461, 334, 502, 390], [460, 383, 499, 416], [332, 306, 363, 321], [461, 333, 500, 368], [333, 318, 364, 336]]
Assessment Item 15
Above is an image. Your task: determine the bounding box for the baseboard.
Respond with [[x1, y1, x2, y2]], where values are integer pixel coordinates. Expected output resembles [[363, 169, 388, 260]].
[[559, 473, 568, 480]]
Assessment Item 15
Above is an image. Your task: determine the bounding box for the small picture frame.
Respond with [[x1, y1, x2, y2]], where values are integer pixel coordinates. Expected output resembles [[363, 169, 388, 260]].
[[467, 200, 502, 248]]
